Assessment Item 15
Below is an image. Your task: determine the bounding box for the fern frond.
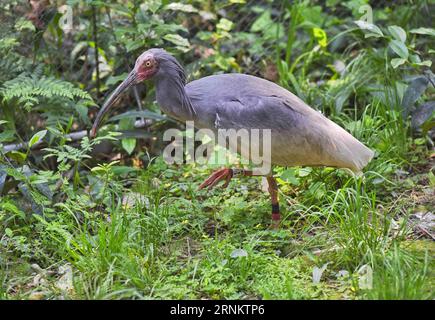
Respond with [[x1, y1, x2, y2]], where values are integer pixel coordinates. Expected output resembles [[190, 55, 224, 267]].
[[0, 73, 93, 110]]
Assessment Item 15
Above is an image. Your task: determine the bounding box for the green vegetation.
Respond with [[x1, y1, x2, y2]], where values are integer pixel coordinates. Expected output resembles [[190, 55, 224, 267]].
[[0, 0, 433, 299]]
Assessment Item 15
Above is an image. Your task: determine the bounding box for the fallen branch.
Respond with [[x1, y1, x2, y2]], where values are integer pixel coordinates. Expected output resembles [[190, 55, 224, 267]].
[[1, 119, 151, 153]]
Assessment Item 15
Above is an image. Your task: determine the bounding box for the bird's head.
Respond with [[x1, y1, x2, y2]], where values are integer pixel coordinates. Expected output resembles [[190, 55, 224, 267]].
[[90, 48, 184, 138]]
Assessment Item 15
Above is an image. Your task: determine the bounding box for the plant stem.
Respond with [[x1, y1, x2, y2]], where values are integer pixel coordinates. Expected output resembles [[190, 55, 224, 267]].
[[92, 5, 100, 98]]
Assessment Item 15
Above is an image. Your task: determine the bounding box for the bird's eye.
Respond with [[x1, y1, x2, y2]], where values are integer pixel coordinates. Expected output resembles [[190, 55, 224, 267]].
[[145, 61, 152, 67]]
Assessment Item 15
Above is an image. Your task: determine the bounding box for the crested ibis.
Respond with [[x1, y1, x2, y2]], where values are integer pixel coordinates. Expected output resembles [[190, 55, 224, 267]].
[[90, 48, 374, 225]]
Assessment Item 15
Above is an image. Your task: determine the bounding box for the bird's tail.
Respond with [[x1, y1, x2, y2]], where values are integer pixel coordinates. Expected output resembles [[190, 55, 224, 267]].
[[337, 137, 374, 174], [325, 122, 375, 174]]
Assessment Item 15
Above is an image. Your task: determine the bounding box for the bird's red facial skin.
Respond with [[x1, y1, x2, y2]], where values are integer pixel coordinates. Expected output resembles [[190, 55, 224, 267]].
[[135, 55, 158, 82]]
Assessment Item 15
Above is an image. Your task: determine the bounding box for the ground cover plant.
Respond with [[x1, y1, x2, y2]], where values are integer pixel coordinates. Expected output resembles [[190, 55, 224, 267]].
[[0, 0, 434, 300]]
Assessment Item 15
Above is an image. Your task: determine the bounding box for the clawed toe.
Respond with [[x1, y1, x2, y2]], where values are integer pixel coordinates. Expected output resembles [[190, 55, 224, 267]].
[[199, 168, 233, 190]]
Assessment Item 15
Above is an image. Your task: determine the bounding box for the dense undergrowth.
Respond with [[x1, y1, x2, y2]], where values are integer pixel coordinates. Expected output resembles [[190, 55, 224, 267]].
[[1, 0, 434, 299]]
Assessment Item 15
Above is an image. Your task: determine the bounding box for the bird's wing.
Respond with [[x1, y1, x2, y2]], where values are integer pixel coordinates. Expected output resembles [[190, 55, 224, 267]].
[[216, 94, 373, 171], [186, 74, 374, 171]]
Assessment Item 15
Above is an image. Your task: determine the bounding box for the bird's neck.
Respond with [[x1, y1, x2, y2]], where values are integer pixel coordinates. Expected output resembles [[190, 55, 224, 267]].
[[154, 74, 196, 122]]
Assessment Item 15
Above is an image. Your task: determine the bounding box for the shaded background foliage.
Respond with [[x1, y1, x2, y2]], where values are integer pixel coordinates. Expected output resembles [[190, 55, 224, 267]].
[[0, 0, 434, 300]]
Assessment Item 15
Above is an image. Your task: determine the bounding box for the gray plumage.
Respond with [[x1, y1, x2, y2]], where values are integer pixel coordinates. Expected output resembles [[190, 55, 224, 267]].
[[151, 49, 374, 173], [91, 48, 374, 173]]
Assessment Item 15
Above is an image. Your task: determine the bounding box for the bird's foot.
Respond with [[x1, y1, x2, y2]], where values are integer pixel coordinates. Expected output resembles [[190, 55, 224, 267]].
[[199, 168, 233, 190], [270, 205, 281, 229]]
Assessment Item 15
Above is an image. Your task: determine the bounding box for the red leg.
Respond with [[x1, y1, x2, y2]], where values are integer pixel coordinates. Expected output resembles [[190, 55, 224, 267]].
[[199, 168, 233, 190], [267, 176, 280, 228], [199, 168, 253, 190]]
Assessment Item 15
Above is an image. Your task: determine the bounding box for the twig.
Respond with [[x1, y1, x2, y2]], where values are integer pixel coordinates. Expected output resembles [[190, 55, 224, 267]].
[[2, 119, 149, 153], [416, 226, 435, 241]]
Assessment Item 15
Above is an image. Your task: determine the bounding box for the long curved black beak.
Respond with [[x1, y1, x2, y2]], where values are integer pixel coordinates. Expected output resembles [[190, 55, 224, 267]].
[[90, 70, 138, 138]]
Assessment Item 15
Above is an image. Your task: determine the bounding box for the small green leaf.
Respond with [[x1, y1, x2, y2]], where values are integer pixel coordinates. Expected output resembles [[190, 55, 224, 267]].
[[410, 27, 435, 37], [354, 20, 384, 38], [14, 18, 36, 32], [6, 151, 27, 163], [230, 249, 248, 258], [428, 171, 435, 187], [313, 27, 328, 48], [217, 18, 234, 32], [389, 40, 409, 59], [298, 167, 312, 177], [122, 138, 136, 155], [29, 130, 47, 148], [391, 58, 406, 69], [280, 169, 300, 185], [119, 118, 136, 155], [388, 25, 406, 42], [5, 228, 13, 237], [414, 138, 426, 145]]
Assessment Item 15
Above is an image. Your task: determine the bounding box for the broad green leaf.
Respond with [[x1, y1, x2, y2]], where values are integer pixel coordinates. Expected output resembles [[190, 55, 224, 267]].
[[409, 54, 421, 64], [106, 73, 129, 86], [354, 20, 384, 38], [388, 25, 406, 42], [251, 11, 272, 32], [0, 130, 16, 143], [391, 58, 406, 69], [389, 40, 409, 59], [111, 166, 140, 176], [402, 76, 429, 113], [29, 130, 47, 148], [140, 0, 161, 13], [164, 3, 198, 13], [163, 34, 190, 48], [125, 39, 144, 52], [154, 23, 188, 35], [411, 101, 435, 130], [414, 60, 432, 67], [410, 27, 435, 37]]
